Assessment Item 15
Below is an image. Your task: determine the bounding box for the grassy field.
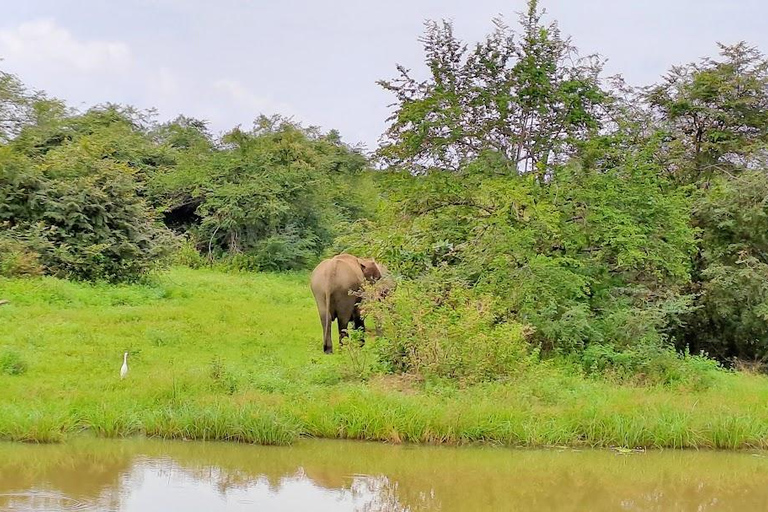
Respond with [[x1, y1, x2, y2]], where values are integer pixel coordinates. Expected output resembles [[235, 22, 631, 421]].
[[2, 267, 768, 449]]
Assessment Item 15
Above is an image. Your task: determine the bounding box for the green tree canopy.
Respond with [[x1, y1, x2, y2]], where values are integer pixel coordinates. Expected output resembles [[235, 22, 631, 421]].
[[149, 115, 371, 270], [647, 42, 768, 183], [377, 0, 607, 175]]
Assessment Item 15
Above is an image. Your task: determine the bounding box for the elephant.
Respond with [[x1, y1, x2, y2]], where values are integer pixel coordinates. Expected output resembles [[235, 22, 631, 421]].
[[309, 253, 386, 354]]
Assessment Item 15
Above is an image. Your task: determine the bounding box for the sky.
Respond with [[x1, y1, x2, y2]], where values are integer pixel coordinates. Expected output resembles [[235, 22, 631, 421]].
[[1, 0, 765, 150]]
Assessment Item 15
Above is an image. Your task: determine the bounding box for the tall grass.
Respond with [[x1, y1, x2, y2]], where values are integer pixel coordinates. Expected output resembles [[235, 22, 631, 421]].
[[2, 268, 768, 448]]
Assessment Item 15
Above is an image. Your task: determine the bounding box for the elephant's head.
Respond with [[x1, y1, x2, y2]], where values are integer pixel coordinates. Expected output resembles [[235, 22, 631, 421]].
[[358, 258, 383, 283], [362, 261, 395, 301], [374, 263, 395, 298]]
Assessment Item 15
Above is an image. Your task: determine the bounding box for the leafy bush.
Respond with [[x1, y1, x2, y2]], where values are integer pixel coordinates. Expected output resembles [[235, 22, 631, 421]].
[[171, 238, 208, 269], [3, 77, 371, 278], [346, 153, 695, 358], [222, 227, 318, 272], [0, 105, 178, 282], [209, 356, 239, 395], [0, 146, 176, 282], [678, 172, 768, 362], [366, 279, 536, 384], [578, 343, 720, 388], [0, 234, 42, 277]]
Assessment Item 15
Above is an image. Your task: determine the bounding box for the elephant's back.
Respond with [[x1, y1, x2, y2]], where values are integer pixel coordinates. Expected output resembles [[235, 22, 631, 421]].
[[310, 256, 364, 294]]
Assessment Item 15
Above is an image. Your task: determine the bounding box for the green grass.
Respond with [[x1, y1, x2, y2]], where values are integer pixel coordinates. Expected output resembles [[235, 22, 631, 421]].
[[2, 267, 768, 449]]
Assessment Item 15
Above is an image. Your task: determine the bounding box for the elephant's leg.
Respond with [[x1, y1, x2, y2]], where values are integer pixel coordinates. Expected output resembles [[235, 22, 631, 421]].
[[352, 307, 366, 346], [337, 310, 352, 347]]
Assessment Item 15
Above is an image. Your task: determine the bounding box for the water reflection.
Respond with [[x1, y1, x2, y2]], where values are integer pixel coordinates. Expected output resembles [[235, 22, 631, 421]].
[[0, 439, 767, 511]]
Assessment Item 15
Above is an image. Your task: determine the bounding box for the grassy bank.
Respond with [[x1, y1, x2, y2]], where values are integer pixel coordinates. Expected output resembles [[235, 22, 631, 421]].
[[2, 267, 768, 449]]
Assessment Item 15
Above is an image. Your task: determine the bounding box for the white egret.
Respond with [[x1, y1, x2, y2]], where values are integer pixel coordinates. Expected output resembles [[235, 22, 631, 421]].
[[120, 352, 128, 379]]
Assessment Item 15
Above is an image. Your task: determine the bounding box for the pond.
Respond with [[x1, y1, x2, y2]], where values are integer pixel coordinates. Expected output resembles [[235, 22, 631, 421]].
[[0, 438, 767, 511]]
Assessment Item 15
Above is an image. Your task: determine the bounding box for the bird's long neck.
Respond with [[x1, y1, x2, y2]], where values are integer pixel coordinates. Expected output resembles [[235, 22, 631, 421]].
[[123, 353, 128, 363]]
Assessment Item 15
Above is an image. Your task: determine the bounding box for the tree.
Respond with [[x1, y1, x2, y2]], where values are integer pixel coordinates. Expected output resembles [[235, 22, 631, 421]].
[[646, 42, 768, 183], [0, 68, 65, 144], [675, 172, 768, 362], [149, 116, 371, 270], [1, 73, 176, 282], [376, 0, 607, 175], [643, 44, 768, 364]]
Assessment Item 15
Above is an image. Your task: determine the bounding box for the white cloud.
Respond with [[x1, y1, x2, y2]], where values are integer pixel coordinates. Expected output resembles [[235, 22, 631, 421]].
[[0, 19, 133, 73], [0, 18, 335, 140], [212, 78, 297, 120], [0, 16, 305, 137], [149, 67, 181, 97]]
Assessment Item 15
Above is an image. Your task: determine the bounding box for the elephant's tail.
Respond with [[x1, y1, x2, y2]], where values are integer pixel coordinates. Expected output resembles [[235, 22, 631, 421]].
[[325, 260, 338, 331], [323, 288, 332, 336]]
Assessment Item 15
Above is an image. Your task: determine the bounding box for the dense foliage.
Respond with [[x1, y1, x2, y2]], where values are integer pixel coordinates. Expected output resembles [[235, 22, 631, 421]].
[[349, 151, 703, 383], [0, 104, 175, 281], [355, 1, 768, 379], [0, 76, 368, 280], [149, 115, 369, 271], [679, 172, 768, 362]]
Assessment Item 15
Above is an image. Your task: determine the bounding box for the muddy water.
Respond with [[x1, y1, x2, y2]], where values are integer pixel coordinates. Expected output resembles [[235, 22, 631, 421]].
[[0, 439, 767, 511]]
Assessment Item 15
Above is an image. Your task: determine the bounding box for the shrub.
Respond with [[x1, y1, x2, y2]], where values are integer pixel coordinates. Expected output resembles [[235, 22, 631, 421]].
[[209, 357, 239, 395], [171, 238, 208, 269], [0, 235, 43, 277], [578, 343, 720, 389], [0, 149, 176, 282], [222, 227, 318, 272], [678, 172, 768, 363], [367, 280, 536, 384], [150, 117, 370, 271], [346, 157, 695, 350]]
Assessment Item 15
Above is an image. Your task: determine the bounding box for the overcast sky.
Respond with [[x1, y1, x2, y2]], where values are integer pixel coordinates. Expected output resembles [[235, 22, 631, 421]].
[[1, 0, 765, 150]]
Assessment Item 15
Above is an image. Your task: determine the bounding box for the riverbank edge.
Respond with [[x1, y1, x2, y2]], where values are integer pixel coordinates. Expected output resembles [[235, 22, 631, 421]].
[[3, 376, 768, 450]]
